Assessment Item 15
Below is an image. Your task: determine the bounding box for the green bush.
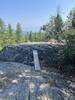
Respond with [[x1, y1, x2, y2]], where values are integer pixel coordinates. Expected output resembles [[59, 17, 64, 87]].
[[63, 29, 75, 74]]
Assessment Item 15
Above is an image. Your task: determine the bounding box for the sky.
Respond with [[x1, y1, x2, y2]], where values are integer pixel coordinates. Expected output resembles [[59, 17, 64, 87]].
[[0, 0, 75, 32]]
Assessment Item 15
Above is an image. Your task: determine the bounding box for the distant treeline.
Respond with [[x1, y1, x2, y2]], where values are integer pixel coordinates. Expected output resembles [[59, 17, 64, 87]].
[[0, 18, 46, 49]]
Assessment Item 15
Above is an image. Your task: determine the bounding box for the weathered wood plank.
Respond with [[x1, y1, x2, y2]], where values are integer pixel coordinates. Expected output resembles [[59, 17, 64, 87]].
[[33, 50, 41, 71]]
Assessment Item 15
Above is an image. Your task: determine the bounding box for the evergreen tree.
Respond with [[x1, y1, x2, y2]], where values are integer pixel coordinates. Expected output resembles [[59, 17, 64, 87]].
[[16, 22, 22, 43], [41, 12, 63, 40], [0, 18, 5, 33], [7, 24, 13, 44], [29, 31, 32, 42], [54, 12, 63, 33], [41, 16, 55, 40], [72, 9, 75, 28], [0, 18, 5, 47], [8, 24, 13, 36], [67, 8, 75, 29]]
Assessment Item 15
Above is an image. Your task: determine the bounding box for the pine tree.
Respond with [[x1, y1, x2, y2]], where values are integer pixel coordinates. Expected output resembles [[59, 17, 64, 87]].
[[72, 9, 75, 28], [16, 22, 22, 43], [54, 12, 63, 33], [0, 18, 5, 47], [8, 24, 13, 36], [7, 24, 13, 44], [0, 18, 5, 33]]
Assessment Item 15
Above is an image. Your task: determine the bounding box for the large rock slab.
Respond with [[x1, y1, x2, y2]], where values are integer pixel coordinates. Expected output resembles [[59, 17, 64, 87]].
[[0, 62, 75, 100], [0, 44, 65, 67]]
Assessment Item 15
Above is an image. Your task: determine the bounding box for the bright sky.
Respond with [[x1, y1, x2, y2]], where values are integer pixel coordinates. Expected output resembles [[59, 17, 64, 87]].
[[0, 0, 75, 31]]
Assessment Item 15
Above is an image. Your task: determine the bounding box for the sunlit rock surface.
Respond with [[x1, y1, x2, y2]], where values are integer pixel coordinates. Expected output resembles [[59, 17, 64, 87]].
[[0, 62, 75, 100]]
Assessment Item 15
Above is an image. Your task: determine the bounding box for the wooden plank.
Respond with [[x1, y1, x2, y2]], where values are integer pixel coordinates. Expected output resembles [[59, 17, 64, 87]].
[[33, 50, 41, 71]]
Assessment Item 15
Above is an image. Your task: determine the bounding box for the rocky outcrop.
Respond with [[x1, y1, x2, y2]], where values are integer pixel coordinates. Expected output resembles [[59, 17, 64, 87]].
[[0, 44, 65, 67], [0, 62, 75, 99]]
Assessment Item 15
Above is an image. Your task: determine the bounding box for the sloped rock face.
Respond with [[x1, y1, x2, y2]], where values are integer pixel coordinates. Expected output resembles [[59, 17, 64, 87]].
[[0, 62, 75, 100], [0, 44, 65, 67]]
